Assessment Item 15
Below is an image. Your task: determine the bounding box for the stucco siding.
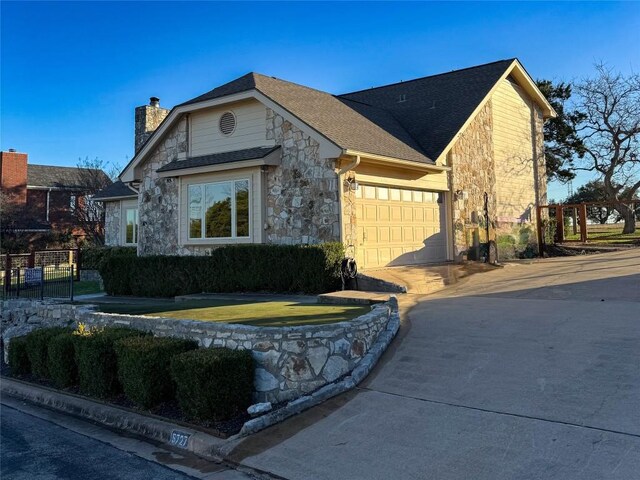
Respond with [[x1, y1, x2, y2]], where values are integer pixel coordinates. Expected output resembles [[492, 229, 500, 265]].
[[492, 78, 536, 224], [190, 99, 274, 157]]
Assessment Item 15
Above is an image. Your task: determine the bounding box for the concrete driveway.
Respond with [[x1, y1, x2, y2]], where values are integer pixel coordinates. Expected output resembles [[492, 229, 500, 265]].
[[230, 249, 640, 479]]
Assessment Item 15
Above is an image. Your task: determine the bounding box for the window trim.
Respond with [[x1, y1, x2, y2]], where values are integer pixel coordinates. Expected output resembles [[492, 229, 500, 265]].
[[123, 206, 139, 245], [187, 178, 251, 241]]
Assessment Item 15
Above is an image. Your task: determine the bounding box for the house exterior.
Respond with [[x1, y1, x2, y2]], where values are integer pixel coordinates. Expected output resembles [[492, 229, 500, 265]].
[[98, 59, 555, 268], [0, 150, 111, 241]]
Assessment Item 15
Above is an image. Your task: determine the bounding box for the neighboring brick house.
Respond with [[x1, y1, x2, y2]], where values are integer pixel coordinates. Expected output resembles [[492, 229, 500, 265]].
[[0, 150, 110, 240], [98, 59, 555, 267]]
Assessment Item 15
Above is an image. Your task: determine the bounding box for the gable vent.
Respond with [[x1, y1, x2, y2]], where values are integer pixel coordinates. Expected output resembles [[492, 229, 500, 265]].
[[219, 111, 236, 135], [397, 94, 407, 103]]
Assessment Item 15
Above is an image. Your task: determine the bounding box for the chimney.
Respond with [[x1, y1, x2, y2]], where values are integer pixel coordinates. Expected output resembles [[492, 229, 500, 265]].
[[0, 150, 28, 205], [135, 97, 169, 154]]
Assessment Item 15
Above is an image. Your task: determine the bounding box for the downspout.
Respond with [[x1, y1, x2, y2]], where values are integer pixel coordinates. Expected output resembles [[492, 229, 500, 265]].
[[46, 188, 51, 222], [337, 154, 361, 176]]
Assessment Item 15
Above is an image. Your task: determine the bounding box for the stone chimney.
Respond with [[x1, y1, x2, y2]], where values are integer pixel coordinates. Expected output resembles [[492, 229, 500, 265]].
[[0, 150, 28, 205], [135, 97, 169, 154]]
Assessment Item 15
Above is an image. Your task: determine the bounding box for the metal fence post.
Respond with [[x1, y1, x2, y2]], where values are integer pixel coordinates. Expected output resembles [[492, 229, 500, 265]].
[[70, 265, 74, 302], [75, 248, 82, 281], [16, 268, 20, 298], [40, 266, 45, 301], [4, 255, 11, 296]]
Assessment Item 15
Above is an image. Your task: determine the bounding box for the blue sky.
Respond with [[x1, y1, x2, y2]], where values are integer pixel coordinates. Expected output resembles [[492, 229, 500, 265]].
[[2, 1, 638, 201]]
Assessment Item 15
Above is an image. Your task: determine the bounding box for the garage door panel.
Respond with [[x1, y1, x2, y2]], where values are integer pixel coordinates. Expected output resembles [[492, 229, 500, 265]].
[[356, 185, 448, 268], [378, 205, 390, 221]]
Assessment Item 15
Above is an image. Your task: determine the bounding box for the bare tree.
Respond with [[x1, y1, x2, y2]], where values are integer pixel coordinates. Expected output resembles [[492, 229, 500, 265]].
[[574, 64, 640, 233], [72, 157, 117, 245]]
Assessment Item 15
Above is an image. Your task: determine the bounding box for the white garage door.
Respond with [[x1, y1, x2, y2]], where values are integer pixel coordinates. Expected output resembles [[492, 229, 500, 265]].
[[355, 184, 448, 268]]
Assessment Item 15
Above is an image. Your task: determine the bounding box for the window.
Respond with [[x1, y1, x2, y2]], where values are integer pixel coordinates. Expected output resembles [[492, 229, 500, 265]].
[[125, 207, 138, 244], [188, 179, 250, 240], [70, 195, 77, 211]]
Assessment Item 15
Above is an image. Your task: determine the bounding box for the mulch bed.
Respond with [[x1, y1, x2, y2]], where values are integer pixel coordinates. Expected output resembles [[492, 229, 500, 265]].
[[0, 363, 249, 438]]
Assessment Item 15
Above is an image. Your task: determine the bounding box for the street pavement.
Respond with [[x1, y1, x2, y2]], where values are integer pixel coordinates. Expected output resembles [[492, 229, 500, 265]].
[[229, 249, 640, 479], [0, 400, 252, 480]]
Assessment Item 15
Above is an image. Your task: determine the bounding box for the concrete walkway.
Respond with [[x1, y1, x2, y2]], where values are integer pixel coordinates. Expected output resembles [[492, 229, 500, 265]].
[[229, 249, 640, 479], [362, 261, 497, 294]]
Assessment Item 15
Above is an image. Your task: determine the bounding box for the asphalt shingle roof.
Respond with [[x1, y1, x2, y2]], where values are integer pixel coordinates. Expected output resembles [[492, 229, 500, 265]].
[[176, 59, 516, 164], [157, 146, 281, 173], [93, 180, 137, 200], [179, 74, 434, 164], [339, 59, 515, 160], [27, 164, 110, 189]]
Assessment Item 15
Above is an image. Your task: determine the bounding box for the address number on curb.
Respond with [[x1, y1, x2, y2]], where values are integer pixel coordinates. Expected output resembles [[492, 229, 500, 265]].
[[170, 430, 190, 449]]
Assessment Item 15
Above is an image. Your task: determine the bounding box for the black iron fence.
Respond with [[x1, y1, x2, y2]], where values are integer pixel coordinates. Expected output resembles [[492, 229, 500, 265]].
[[1, 249, 80, 281], [1, 265, 75, 301]]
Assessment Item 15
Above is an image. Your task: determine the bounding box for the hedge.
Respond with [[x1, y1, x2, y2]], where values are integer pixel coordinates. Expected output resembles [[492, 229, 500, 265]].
[[48, 333, 78, 388], [81, 246, 137, 270], [100, 243, 344, 297], [8, 336, 30, 376], [115, 336, 197, 408], [25, 327, 71, 378], [170, 348, 254, 421], [74, 328, 147, 398]]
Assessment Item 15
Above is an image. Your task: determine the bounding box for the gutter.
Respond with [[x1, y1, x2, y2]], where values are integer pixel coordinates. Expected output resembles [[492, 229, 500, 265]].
[[343, 149, 450, 173]]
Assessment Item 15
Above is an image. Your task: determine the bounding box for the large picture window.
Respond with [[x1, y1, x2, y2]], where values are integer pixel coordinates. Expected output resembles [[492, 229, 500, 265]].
[[188, 179, 250, 239]]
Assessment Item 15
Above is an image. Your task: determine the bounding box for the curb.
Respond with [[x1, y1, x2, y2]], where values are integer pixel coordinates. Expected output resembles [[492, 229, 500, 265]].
[[238, 296, 400, 436]]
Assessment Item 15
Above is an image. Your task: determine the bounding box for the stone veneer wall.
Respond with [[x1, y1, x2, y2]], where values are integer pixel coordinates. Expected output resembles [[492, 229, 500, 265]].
[[450, 99, 547, 260], [1, 300, 392, 404], [104, 202, 121, 246], [265, 109, 341, 244], [450, 101, 497, 260], [137, 118, 188, 256]]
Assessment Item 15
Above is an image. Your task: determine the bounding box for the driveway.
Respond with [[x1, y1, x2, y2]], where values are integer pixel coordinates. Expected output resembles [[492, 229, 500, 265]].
[[230, 249, 640, 479]]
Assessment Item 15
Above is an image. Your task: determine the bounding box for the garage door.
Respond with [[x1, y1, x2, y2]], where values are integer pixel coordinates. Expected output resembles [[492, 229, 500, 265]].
[[355, 184, 448, 268]]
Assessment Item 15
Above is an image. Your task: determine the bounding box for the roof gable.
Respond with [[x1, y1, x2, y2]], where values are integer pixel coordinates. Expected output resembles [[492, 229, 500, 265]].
[[339, 59, 514, 161]]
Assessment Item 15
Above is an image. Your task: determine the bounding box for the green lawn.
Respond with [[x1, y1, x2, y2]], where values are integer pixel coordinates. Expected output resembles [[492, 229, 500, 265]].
[[95, 299, 369, 326], [73, 281, 103, 296], [563, 222, 640, 245]]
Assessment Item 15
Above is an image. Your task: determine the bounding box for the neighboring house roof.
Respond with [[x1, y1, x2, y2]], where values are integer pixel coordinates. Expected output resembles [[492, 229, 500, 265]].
[[122, 58, 555, 182], [27, 164, 111, 189], [93, 180, 137, 201], [338, 59, 515, 161], [157, 146, 280, 173]]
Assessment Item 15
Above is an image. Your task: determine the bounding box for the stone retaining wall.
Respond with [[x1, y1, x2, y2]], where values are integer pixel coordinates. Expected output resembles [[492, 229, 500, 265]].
[[1, 299, 392, 403]]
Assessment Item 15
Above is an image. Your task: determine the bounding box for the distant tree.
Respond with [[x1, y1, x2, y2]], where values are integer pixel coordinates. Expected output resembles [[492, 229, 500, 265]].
[[72, 157, 116, 245], [536, 80, 586, 183], [572, 64, 640, 233], [566, 180, 613, 224]]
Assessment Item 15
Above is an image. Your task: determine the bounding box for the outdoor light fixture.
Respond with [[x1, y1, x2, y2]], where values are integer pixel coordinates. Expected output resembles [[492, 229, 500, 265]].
[[344, 179, 359, 191], [454, 189, 468, 201]]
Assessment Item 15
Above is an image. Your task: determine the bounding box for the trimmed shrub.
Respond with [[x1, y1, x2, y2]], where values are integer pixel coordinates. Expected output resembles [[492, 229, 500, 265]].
[[115, 336, 197, 408], [81, 246, 137, 270], [8, 336, 30, 376], [74, 328, 147, 398], [25, 327, 70, 378], [48, 332, 78, 388], [170, 348, 254, 421], [100, 242, 344, 297]]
